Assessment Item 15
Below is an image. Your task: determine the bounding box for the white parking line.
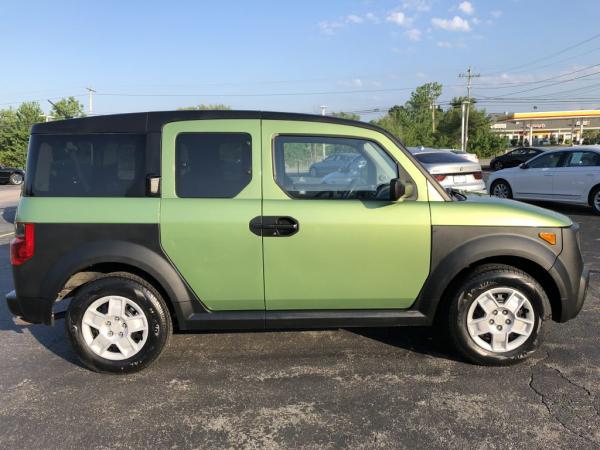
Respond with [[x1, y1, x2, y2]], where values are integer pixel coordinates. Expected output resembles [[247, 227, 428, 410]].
[[0, 231, 15, 238]]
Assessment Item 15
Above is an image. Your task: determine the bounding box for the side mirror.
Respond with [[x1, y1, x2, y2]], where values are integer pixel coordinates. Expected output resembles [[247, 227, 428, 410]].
[[389, 178, 414, 201], [519, 163, 528, 169]]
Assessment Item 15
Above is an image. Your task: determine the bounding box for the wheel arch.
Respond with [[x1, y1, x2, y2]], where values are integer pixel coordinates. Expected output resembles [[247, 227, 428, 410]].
[[416, 229, 563, 323], [587, 182, 600, 207], [42, 240, 203, 326]]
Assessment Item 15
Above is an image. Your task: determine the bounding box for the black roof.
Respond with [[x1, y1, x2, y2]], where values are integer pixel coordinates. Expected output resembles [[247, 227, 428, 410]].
[[31, 110, 380, 134]]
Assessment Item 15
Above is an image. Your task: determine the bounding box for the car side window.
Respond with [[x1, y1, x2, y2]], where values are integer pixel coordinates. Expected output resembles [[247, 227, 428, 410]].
[[567, 151, 600, 167], [273, 135, 413, 201], [511, 149, 526, 156], [175, 133, 252, 198], [527, 152, 564, 169]]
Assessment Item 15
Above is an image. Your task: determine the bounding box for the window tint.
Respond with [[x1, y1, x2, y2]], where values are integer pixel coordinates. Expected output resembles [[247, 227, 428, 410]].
[[566, 151, 600, 167], [511, 149, 526, 156], [413, 152, 470, 164], [528, 152, 564, 169], [176, 133, 251, 198], [27, 134, 148, 197], [274, 135, 413, 201]]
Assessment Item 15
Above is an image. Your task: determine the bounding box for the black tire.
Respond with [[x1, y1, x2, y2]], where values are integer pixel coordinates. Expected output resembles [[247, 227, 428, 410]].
[[65, 273, 172, 374], [493, 161, 503, 171], [447, 264, 547, 366], [309, 167, 318, 177], [589, 185, 600, 215], [9, 172, 23, 185], [490, 179, 512, 199]]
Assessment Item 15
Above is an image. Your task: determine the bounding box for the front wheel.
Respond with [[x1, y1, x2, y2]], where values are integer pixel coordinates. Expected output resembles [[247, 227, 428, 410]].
[[447, 264, 547, 365], [9, 173, 23, 185], [590, 186, 600, 215], [66, 274, 172, 373], [490, 180, 512, 199], [493, 161, 504, 171]]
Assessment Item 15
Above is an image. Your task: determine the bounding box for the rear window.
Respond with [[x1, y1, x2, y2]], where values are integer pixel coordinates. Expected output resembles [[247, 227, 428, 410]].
[[26, 134, 149, 197], [414, 152, 471, 164]]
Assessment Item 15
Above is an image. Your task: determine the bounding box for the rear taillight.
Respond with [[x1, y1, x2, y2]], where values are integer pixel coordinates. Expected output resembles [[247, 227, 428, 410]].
[[473, 171, 483, 180], [10, 223, 34, 266], [434, 174, 446, 181]]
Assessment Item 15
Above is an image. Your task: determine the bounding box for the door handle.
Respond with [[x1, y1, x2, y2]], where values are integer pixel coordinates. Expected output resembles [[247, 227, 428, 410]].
[[249, 216, 299, 237]]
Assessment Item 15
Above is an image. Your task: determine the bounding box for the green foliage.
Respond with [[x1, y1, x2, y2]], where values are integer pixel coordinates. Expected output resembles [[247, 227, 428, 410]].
[[50, 96, 86, 120], [371, 82, 442, 147], [177, 104, 232, 111], [373, 84, 505, 157], [330, 111, 361, 121], [0, 102, 44, 168]]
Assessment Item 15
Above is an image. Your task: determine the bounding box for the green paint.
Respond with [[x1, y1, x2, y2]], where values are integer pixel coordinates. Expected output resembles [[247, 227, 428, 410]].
[[430, 195, 573, 228], [260, 120, 431, 310], [16, 197, 159, 224], [160, 120, 264, 311]]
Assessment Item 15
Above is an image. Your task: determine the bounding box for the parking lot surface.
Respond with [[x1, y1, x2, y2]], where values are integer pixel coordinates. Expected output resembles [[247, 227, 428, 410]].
[[1, 186, 599, 449]]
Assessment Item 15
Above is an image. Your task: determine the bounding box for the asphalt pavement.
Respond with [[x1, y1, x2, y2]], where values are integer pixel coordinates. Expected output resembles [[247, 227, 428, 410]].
[[1, 185, 600, 449]]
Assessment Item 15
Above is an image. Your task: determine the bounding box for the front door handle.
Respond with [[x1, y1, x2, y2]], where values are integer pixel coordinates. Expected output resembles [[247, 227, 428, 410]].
[[249, 216, 299, 237]]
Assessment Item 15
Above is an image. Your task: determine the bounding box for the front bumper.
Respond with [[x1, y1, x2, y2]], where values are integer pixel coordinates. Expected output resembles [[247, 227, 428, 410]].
[[5, 290, 53, 325], [549, 225, 589, 322]]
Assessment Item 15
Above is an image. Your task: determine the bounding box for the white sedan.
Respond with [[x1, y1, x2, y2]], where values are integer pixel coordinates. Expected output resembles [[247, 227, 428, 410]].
[[487, 147, 600, 214]]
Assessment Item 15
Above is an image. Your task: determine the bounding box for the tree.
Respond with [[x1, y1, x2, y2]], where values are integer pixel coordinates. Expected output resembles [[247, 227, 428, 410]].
[[330, 111, 361, 121], [50, 96, 86, 120], [371, 82, 442, 147], [177, 104, 232, 111], [0, 102, 44, 168]]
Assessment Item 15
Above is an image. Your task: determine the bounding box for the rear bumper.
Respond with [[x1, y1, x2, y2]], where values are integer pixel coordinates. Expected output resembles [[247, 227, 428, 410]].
[[5, 290, 54, 325]]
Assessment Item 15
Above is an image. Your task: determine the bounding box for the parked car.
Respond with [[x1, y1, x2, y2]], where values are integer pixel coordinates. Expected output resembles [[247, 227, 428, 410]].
[[6, 111, 587, 373], [308, 152, 356, 177], [0, 164, 25, 185], [409, 148, 486, 194], [321, 155, 367, 186], [490, 147, 544, 171], [488, 147, 600, 214], [450, 149, 479, 164]]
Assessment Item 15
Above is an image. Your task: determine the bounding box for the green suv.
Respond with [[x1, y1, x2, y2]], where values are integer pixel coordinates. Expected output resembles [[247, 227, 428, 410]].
[[5, 111, 588, 373]]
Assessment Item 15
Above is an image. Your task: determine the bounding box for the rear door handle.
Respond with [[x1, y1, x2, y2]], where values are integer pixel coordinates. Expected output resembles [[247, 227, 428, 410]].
[[249, 216, 299, 237]]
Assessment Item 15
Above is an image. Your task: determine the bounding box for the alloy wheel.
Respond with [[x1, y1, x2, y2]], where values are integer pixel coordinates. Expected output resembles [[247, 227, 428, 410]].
[[466, 287, 535, 353], [492, 183, 510, 198]]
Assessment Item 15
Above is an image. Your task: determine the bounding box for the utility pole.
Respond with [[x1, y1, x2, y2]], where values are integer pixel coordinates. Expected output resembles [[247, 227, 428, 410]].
[[458, 67, 480, 151], [86, 87, 96, 114], [431, 99, 436, 133]]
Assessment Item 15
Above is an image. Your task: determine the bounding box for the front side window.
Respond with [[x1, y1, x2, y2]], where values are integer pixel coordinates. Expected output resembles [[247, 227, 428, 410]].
[[528, 152, 564, 169], [176, 133, 252, 198], [566, 151, 600, 167], [27, 134, 148, 197], [273, 135, 413, 200]]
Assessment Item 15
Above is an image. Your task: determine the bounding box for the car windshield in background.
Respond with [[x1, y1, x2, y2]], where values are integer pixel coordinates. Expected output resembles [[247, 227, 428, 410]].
[[414, 152, 473, 164]]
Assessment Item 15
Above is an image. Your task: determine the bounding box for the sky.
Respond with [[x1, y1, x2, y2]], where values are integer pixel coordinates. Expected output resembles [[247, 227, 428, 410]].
[[2, 0, 600, 119]]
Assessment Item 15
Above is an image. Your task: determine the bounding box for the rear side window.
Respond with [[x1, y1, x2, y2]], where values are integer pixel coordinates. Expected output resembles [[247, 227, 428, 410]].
[[175, 133, 252, 198], [27, 134, 148, 197]]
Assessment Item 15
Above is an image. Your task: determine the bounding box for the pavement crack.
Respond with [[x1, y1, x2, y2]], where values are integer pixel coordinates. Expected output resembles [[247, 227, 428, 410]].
[[528, 353, 600, 446]]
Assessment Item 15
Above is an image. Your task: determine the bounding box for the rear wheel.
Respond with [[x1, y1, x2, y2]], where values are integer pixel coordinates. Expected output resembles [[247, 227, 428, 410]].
[[66, 274, 172, 373], [590, 186, 600, 215], [9, 173, 23, 185], [447, 264, 546, 365], [490, 180, 512, 199]]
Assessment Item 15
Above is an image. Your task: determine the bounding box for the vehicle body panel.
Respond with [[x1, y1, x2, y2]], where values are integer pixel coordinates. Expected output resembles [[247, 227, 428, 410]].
[[261, 120, 431, 310], [159, 119, 265, 311]]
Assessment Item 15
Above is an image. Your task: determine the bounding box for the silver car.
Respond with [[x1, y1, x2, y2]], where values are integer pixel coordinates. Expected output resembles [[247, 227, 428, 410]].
[[409, 148, 486, 194]]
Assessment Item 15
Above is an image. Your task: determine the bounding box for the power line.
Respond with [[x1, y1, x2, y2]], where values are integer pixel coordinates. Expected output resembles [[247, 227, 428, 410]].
[[482, 31, 600, 76]]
